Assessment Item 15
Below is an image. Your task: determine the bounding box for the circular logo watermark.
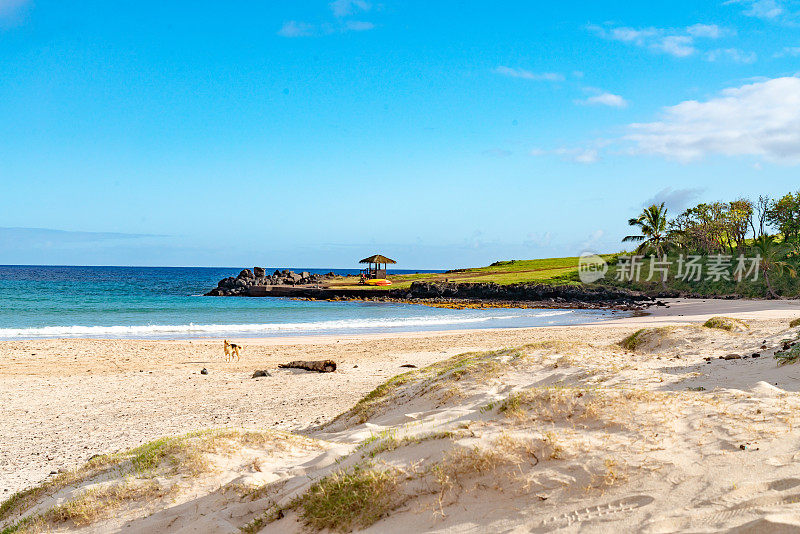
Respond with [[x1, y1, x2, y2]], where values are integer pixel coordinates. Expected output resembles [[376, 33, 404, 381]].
[[578, 252, 608, 283]]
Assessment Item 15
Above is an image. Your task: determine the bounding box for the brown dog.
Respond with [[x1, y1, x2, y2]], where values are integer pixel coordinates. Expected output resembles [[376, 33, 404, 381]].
[[223, 339, 241, 362]]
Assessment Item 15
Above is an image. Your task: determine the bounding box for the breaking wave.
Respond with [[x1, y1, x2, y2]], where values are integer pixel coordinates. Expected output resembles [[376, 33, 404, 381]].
[[0, 310, 577, 339]]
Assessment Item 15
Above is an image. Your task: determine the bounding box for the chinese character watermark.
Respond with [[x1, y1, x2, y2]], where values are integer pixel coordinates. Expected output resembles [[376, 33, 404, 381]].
[[581, 253, 761, 283]]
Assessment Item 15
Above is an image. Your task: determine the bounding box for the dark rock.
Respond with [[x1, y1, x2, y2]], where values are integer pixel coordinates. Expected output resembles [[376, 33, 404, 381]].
[[752, 353, 761, 358], [722, 354, 742, 360], [254, 266, 265, 277], [252, 370, 271, 378], [218, 277, 236, 289], [237, 269, 254, 279], [200, 367, 208, 375], [400, 364, 417, 368]]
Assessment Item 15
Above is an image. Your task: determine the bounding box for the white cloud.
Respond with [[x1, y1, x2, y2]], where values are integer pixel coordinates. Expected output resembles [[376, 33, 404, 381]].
[[626, 77, 800, 163], [278, 18, 374, 37], [577, 92, 628, 108], [706, 48, 757, 63], [330, 0, 370, 18], [657, 35, 696, 57], [493, 66, 564, 81], [277, 21, 315, 37], [775, 46, 800, 56], [686, 23, 725, 38], [279, 0, 374, 37], [643, 187, 705, 211], [727, 0, 785, 19], [588, 23, 728, 58], [570, 148, 600, 163]]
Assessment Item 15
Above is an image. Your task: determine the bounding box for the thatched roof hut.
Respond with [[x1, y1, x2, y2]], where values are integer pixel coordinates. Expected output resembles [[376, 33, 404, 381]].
[[359, 254, 396, 279], [359, 254, 397, 265]]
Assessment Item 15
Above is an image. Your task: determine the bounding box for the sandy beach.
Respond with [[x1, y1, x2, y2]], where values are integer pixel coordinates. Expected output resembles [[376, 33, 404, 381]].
[[3, 298, 800, 532]]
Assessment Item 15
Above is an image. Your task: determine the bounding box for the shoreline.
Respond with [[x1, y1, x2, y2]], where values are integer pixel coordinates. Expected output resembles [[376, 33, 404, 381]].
[[3, 298, 799, 344]]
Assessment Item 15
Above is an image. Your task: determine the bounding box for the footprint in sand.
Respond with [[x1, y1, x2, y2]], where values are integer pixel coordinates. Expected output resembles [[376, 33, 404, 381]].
[[535, 495, 655, 530], [644, 480, 800, 533]]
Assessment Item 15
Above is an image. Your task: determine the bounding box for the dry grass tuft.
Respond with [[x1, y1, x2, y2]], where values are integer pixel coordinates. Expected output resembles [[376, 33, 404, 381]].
[[542, 431, 566, 460], [46, 480, 165, 527], [295, 465, 401, 533], [498, 385, 665, 431], [327, 348, 528, 427], [703, 316, 749, 332], [790, 318, 800, 328], [432, 446, 503, 500], [363, 431, 457, 458], [619, 327, 676, 351], [0, 429, 316, 532]]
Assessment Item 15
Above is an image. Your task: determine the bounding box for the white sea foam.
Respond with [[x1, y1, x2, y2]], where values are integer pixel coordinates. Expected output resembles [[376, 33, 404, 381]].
[[0, 310, 577, 339]]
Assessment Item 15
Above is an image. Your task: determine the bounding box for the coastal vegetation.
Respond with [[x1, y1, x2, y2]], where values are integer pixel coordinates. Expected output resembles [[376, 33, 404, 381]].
[[592, 191, 800, 298], [702, 317, 749, 332], [211, 190, 800, 299]]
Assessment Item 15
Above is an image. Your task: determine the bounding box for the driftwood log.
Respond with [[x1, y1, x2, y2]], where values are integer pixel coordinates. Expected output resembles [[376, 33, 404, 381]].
[[278, 360, 337, 373]]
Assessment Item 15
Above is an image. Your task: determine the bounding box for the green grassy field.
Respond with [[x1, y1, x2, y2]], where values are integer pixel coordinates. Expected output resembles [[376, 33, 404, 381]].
[[324, 251, 795, 298], [327, 256, 598, 290]]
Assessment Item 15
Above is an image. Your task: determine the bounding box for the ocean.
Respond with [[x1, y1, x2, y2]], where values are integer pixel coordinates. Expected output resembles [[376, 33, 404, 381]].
[[0, 266, 622, 339]]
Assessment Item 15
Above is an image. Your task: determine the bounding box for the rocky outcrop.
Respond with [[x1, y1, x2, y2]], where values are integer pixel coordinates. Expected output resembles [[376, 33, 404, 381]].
[[205, 268, 336, 296], [404, 281, 645, 305], [207, 273, 648, 308]]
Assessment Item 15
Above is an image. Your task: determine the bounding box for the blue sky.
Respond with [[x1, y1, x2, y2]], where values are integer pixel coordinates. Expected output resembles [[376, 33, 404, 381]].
[[1, 0, 799, 268]]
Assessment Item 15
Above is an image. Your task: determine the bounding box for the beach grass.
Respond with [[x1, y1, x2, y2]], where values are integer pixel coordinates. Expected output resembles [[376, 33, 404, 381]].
[[295, 464, 400, 533], [0, 429, 315, 532], [703, 316, 749, 332]]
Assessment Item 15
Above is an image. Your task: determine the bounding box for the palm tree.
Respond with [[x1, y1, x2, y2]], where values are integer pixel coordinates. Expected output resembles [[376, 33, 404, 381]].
[[752, 235, 797, 298], [622, 203, 671, 256]]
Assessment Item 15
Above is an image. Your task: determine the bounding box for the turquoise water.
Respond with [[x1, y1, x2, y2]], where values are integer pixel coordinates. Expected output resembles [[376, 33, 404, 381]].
[[0, 266, 622, 339]]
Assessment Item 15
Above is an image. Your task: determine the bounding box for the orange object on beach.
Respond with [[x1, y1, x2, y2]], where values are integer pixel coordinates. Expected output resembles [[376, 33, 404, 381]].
[[365, 279, 392, 286]]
